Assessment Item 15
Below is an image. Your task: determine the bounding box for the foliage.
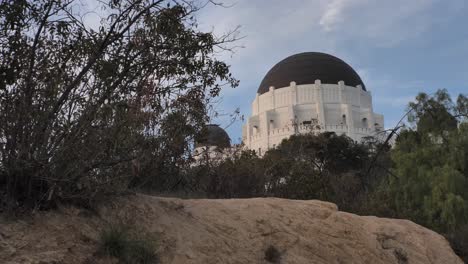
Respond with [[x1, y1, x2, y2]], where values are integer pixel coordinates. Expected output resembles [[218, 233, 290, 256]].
[[98, 224, 159, 264], [393, 248, 408, 264], [184, 132, 390, 213], [371, 89, 468, 261], [448, 224, 468, 263], [408, 89, 467, 134], [187, 148, 266, 198], [264, 245, 282, 264], [99, 225, 130, 257], [262, 132, 389, 210], [388, 90, 468, 232], [129, 111, 203, 192], [0, 0, 238, 209]]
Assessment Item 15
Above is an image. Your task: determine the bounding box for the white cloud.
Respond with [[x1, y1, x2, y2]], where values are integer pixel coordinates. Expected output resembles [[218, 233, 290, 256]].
[[319, 0, 353, 32], [317, 0, 440, 47], [197, 0, 447, 73]]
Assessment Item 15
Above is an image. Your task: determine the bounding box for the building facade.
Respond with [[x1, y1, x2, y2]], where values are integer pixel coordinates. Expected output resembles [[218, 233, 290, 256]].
[[242, 52, 384, 155]]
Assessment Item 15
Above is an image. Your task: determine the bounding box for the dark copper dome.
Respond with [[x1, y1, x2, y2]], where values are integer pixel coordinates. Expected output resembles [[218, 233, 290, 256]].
[[257, 52, 366, 94], [195, 124, 231, 149]]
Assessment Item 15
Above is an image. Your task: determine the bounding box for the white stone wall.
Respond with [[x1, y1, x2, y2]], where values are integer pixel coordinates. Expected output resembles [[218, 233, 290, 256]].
[[242, 80, 384, 155], [192, 145, 243, 165]]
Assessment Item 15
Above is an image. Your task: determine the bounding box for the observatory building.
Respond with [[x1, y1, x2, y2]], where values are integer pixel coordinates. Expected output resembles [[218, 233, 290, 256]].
[[193, 124, 232, 162], [242, 52, 384, 155]]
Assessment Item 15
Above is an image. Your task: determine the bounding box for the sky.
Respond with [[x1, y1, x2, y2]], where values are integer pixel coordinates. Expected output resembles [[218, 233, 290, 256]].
[[196, 0, 468, 143]]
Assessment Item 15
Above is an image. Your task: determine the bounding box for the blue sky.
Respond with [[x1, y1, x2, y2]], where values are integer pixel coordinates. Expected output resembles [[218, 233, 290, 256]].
[[197, 0, 468, 143]]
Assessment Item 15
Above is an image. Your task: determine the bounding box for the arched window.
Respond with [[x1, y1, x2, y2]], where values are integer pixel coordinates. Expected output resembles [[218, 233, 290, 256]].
[[362, 117, 368, 128], [342, 114, 347, 125]]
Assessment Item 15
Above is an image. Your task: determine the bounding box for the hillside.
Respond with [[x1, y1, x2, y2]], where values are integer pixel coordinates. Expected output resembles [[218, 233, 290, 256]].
[[0, 194, 463, 264]]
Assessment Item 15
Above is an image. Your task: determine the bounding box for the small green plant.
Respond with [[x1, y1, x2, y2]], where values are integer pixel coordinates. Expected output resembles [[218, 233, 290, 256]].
[[264, 245, 281, 263], [98, 224, 159, 264], [99, 225, 130, 257], [394, 248, 408, 264], [126, 240, 159, 264]]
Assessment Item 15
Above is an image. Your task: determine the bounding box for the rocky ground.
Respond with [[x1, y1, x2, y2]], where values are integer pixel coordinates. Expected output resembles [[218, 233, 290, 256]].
[[0, 194, 463, 263]]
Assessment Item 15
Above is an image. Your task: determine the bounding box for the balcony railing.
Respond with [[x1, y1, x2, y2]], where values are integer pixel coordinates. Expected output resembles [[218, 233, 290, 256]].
[[247, 124, 375, 142]]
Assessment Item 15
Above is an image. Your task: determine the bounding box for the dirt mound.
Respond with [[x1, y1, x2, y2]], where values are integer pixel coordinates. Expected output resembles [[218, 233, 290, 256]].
[[0, 194, 463, 263]]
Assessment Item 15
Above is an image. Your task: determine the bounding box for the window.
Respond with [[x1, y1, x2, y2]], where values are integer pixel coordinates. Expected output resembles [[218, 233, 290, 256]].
[[342, 114, 347, 125], [362, 118, 368, 127], [375, 123, 381, 131], [258, 148, 262, 156]]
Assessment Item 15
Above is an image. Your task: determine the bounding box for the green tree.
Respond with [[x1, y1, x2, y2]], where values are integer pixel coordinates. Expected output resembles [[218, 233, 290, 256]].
[[389, 90, 468, 232]]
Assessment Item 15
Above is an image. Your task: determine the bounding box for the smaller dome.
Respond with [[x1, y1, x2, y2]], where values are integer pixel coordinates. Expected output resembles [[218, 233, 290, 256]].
[[195, 124, 231, 149]]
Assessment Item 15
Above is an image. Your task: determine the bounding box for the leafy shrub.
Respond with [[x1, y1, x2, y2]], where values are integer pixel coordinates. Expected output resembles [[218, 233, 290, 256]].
[[99, 225, 130, 258], [261, 132, 388, 211], [98, 225, 159, 264], [393, 248, 408, 264], [371, 90, 468, 261], [185, 149, 266, 198], [447, 225, 468, 263], [264, 245, 282, 263]]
